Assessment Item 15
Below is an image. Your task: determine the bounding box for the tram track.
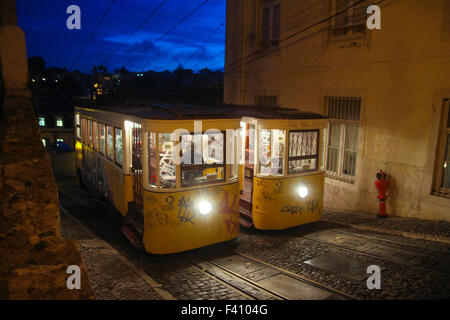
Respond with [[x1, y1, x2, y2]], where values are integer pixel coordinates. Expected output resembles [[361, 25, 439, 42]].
[[57, 182, 449, 300], [290, 226, 450, 277], [188, 248, 358, 300]]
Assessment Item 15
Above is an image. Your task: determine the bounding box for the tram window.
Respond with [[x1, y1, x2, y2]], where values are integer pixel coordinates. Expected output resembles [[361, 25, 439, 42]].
[[106, 125, 114, 160], [88, 120, 93, 146], [81, 118, 87, 143], [181, 132, 225, 187], [148, 132, 157, 187], [159, 133, 177, 189], [258, 129, 285, 176], [93, 121, 98, 150], [230, 129, 240, 180], [99, 123, 106, 154], [75, 114, 81, 139], [115, 128, 123, 166], [288, 130, 319, 174]]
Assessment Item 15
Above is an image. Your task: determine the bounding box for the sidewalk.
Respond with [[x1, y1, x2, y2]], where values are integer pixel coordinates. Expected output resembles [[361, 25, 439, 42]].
[[59, 207, 175, 300], [322, 210, 450, 244]]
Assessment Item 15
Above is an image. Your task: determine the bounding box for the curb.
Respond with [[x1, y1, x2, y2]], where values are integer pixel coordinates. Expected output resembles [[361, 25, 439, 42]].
[[321, 219, 450, 245]]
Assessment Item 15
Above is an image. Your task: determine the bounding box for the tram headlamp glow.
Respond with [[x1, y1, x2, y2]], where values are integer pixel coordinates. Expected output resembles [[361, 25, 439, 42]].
[[297, 186, 309, 199], [198, 201, 212, 215]]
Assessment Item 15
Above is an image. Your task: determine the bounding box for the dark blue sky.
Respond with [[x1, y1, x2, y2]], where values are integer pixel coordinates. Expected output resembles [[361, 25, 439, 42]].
[[16, 0, 226, 73]]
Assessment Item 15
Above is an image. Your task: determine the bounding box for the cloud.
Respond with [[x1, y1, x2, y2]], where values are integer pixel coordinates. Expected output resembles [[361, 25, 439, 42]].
[[17, 0, 226, 73]]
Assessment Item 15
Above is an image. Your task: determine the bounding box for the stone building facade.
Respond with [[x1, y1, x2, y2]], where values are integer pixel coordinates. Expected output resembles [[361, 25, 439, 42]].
[[224, 0, 450, 221]]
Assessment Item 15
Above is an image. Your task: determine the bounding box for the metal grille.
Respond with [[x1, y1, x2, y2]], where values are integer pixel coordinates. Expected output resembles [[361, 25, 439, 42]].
[[289, 131, 318, 157], [288, 130, 319, 174], [255, 95, 278, 107], [326, 96, 361, 121], [131, 123, 143, 214]]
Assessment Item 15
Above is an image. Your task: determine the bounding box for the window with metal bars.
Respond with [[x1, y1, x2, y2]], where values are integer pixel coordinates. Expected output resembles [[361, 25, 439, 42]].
[[255, 95, 278, 107], [330, 0, 369, 40], [325, 96, 361, 180], [288, 130, 319, 174]]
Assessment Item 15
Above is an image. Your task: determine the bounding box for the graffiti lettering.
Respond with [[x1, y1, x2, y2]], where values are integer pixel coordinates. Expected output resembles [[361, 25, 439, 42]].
[[307, 200, 319, 212], [281, 199, 320, 215], [273, 181, 283, 194], [281, 205, 303, 215], [162, 195, 175, 211], [260, 190, 274, 201], [218, 191, 239, 234], [177, 196, 195, 224]]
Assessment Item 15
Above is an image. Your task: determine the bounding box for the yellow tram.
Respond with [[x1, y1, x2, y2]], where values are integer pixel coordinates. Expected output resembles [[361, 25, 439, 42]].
[[237, 108, 327, 230], [75, 104, 242, 254], [74, 103, 327, 254]]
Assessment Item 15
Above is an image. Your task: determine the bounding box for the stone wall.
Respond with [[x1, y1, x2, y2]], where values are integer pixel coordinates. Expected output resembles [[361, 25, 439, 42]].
[[0, 0, 94, 299], [0, 95, 94, 299]]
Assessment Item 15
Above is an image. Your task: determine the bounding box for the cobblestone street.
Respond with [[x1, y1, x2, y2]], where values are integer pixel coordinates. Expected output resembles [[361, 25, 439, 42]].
[[57, 177, 450, 300]]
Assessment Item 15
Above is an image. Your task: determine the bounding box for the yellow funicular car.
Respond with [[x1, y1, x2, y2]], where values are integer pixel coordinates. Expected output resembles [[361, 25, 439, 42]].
[[74, 103, 327, 254], [238, 107, 327, 230], [75, 103, 242, 254]]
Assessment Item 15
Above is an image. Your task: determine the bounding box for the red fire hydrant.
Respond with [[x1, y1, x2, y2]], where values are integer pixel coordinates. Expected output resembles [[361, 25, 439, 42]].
[[375, 170, 389, 218]]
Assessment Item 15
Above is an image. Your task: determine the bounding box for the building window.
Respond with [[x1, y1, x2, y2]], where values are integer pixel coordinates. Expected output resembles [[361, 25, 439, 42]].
[[56, 117, 64, 127], [180, 132, 225, 187], [106, 125, 114, 160], [330, 0, 369, 40], [115, 128, 123, 166], [42, 138, 47, 147], [325, 96, 361, 180], [261, 0, 281, 45], [75, 114, 81, 139], [255, 95, 278, 107], [38, 117, 46, 127], [99, 123, 106, 154], [288, 130, 319, 174], [433, 100, 450, 197]]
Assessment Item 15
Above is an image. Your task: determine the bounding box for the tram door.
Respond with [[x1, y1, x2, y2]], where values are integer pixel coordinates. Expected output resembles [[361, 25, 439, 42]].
[[240, 122, 255, 225], [131, 123, 143, 215]]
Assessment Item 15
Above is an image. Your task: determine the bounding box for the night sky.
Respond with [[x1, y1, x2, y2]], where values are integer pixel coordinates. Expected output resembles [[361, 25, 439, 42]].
[[16, 0, 226, 73]]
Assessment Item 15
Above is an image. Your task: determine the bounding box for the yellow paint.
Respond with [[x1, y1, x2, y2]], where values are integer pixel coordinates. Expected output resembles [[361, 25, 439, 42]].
[[102, 161, 133, 216], [252, 172, 324, 230], [142, 182, 240, 254], [75, 140, 83, 168], [75, 141, 133, 217]]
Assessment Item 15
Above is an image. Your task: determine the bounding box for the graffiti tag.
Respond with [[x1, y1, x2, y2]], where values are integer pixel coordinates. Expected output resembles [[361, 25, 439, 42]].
[[177, 195, 195, 224]]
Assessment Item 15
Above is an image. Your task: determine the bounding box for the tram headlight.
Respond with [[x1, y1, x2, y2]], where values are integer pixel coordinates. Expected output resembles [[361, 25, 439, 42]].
[[297, 186, 309, 199], [198, 200, 212, 215]]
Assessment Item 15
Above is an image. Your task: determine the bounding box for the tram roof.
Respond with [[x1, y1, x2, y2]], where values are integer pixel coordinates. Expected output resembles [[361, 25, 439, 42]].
[[76, 102, 327, 121]]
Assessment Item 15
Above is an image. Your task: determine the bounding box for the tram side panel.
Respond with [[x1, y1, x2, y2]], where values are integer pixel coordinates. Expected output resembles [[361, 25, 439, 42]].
[[252, 172, 325, 230], [142, 182, 240, 255], [76, 142, 133, 216]]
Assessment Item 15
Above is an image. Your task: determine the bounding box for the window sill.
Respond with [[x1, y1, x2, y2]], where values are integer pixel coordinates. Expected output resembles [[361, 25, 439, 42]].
[[327, 30, 368, 50], [431, 191, 450, 200], [325, 172, 355, 184]]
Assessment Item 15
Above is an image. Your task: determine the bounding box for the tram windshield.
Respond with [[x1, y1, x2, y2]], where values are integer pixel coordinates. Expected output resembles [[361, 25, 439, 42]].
[[180, 132, 225, 187], [258, 129, 286, 176]]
